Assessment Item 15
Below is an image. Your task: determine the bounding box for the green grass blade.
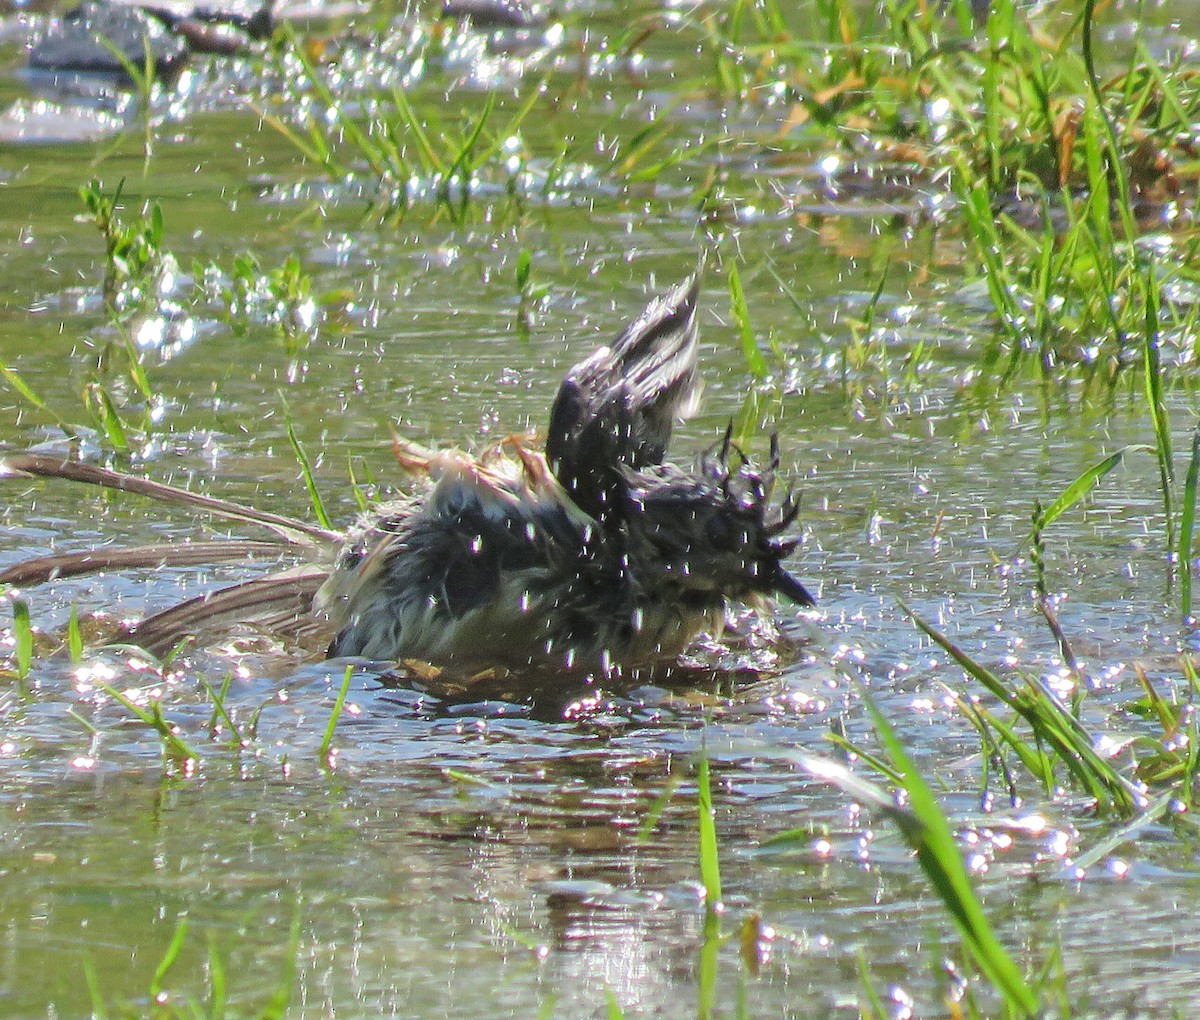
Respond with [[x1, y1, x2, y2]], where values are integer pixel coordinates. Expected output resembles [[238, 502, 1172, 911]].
[[201, 671, 242, 744], [95, 32, 151, 94], [968, 701, 1054, 794], [1181, 425, 1200, 621], [68, 603, 83, 663], [698, 908, 720, 1020], [824, 729, 904, 785], [1030, 445, 1144, 537], [0, 359, 77, 437], [206, 937, 228, 1014], [445, 91, 495, 183], [13, 598, 32, 680], [732, 387, 766, 453], [121, 332, 154, 403], [98, 682, 199, 763], [84, 959, 108, 1019], [68, 708, 99, 735], [1012, 675, 1137, 811], [728, 263, 769, 379], [863, 697, 1039, 1017], [159, 635, 193, 671], [84, 383, 130, 452], [696, 750, 722, 907], [1081, 0, 1137, 244], [856, 947, 888, 1018], [636, 771, 683, 841], [800, 746, 1037, 1015], [392, 86, 442, 175], [253, 104, 334, 166], [259, 904, 301, 1019], [1070, 791, 1174, 872], [516, 247, 533, 292], [285, 30, 389, 178], [475, 84, 543, 170], [1142, 265, 1175, 558], [950, 692, 1025, 802], [764, 259, 811, 318], [319, 663, 355, 761], [603, 988, 625, 1019], [0, 359, 51, 412], [955, 173, 1026, 352], [905, 604, 1137, 812], [150, 917, 189, 996], [280, 393, 332, 530], [903, 603, 1020, 712]]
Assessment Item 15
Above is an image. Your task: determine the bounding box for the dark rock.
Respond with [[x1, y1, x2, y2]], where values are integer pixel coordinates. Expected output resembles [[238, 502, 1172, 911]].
[[112, 0, 275, 40], [28, 1, 189, 85], [441, 0, 547, 30], [169, 17, 254, 53]]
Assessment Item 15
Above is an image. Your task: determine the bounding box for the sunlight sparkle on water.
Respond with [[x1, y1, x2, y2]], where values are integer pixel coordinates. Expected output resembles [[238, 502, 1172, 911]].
[[502, 135, 524, 174], [887, 984, 915, 1019], [1094, 733, 1129, 759], [1046, 829, 1071, 858], [831, 642, 866, 663], [296, 297, 318, 330], [925, 97, 952, 141], [73, 661, 117, 691], [1043, 668, 1076, 698], [135, 316, 166, 348]]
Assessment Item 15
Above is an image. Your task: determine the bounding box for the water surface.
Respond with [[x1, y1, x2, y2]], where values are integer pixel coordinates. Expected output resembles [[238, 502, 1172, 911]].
[[2, 2, 1200, 1016]]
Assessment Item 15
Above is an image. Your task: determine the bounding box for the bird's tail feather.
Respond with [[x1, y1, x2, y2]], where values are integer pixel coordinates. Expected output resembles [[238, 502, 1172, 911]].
[[122, 566, 331, 656], [2, 452, 340, 551], [0, 539, 293, 588]]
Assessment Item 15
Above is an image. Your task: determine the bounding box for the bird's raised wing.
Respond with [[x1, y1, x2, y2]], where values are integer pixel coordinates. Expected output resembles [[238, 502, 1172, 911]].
[[544, 260, 703, 519]]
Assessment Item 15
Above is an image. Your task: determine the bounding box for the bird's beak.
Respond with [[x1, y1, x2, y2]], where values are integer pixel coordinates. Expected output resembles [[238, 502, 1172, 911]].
[[775, 568, 816, 607]]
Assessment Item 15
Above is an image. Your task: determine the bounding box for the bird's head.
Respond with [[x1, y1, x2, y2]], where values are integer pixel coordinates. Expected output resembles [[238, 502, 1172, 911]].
[[620, 431, 814, 607]]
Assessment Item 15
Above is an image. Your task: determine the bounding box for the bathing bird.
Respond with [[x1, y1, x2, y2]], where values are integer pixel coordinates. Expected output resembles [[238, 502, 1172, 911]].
[[0, 261, 814, 675]]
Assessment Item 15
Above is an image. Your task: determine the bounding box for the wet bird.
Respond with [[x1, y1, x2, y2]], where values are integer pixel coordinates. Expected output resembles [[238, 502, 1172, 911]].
[[0, 262, 814, 675]]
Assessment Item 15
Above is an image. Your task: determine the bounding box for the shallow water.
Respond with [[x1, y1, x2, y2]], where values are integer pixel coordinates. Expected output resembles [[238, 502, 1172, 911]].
[[3, 1, 1200, 1016]]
